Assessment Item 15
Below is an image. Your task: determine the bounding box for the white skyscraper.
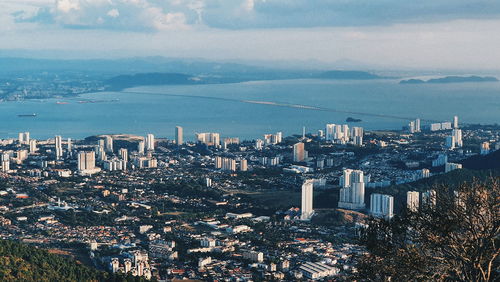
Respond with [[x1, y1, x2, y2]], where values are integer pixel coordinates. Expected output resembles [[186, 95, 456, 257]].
[[408, 121, 415, 133], [1, 153, 9, 173], [301, 180, 314, 220], [146, 134, 155, 151], [325, 124, 335, 141], [407, 191, 420, 212], [451, 129, 463, 147], [196, 133, 220, 147], [453, 115, 459, 129], [338, 169, 366, 210], [240, 159, 248, 171], [55, 135, 63, 160], [138, 140, 145, 155], [78, 151, 96, 171], [29, 139, 37, 154], [415, 119, 421, 132], [351, 127, 364, 146], [175, 126, 183, 145], [370, 193, 394, 219], [119, 148, 128, 163], [104, 136, 113, 153], [67, 138, 72, 152], [221, 158, 237, 171]]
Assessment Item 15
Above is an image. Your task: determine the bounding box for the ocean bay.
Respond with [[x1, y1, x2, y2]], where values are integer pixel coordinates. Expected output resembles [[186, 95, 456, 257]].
[[1, 79, 499, 140]]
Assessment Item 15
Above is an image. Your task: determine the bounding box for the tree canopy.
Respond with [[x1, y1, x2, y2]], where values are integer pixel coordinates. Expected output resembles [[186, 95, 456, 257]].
[[357, 179, 499, 281]]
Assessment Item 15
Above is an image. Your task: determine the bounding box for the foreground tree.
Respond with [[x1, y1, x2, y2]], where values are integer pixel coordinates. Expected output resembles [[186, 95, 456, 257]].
[[357, 179, 499, 281]]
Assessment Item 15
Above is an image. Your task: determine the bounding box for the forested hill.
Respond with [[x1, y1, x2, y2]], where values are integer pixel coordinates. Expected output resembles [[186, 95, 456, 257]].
[[0, 240, 146, 281]]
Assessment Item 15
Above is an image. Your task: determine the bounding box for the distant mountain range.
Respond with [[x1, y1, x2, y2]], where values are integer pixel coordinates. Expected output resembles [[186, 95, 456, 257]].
[[400, 75, 498, 84]]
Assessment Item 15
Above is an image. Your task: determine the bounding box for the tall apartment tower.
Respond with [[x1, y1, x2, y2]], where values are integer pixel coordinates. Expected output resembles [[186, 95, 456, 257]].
[[370, 193, 394, 219], [55, 135, 63, 160], [175, 126, 183, 145], [78, 151, 96, 171], [338, 169, 366, 210], [453, 115, 459, 129], [29, 139, 37, 154], [293, 142, 305, 162], [146, 134, 155, 151], [240, 159, 248, 171], [451, 129, 463, 147], [119, 148, 128, 163], [301, 180, 314, 220], [138, 140, 145, 155], [104, 135, 114, 153], [407, 191, 420, 212]]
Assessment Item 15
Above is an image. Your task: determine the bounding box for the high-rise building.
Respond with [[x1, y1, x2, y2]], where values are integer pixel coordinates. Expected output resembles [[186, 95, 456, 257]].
[[221, 158, 236, 171], [146, 134, 155, 151], [29, 139, 37, 153], [407, 191, 420, 212], [175, 126, 183, 145], [415, 118, 421, 132], [408, 121, 415, 133], [445, 136, 456, 149], [105, 136, 114, 153], [453, 115, 459, 129], [293, 142, 306, 162], [351, 127, 364, 146], [338, 169, 366, 210], [370, 193, 394, 219], [1, 153, 9, 173], [240, 159, 248, 171], [78, 151, 96, 171], [451, 129, 463, 147], [67, 138, 72, 152], [196, 133, 220, 147], [119, 148, 128, 163], [325, 124, 335, 141], [422, 190, 437, 207], [300, 180, 314, 220], [55, 135, 63, 160], [138, 140, 145, 155], [255, 139, 264, 150]]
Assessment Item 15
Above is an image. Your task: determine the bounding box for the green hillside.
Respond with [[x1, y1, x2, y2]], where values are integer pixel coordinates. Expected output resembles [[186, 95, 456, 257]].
[[0, 240, 146, 282]]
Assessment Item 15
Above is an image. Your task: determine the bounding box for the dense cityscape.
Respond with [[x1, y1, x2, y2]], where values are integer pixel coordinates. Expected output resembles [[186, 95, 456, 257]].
[[0, 114, 498, 281]]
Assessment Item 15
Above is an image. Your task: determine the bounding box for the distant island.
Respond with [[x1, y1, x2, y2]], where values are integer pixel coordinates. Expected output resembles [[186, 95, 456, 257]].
[[105, 70, 387, 91], [105, 72, 202, 91], [317, 70, 383, 80], [400, 75, 498, 84], [346, 117, 362, 122]]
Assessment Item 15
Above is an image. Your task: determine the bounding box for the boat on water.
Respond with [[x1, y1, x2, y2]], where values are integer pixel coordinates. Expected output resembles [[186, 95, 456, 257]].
[[18, 113, 37, 117], [56, 101, 69, 104]]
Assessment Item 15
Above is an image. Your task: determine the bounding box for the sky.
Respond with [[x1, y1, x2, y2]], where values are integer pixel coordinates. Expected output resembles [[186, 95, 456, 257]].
[[1, 0, 500, 70]]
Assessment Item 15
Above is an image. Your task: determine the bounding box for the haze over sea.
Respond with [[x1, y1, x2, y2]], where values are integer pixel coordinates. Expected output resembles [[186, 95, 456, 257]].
[[1, 79, 499, 140]]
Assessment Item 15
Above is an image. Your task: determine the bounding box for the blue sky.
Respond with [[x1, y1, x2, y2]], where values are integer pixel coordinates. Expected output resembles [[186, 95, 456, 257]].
[[1, 0, 500, 70]]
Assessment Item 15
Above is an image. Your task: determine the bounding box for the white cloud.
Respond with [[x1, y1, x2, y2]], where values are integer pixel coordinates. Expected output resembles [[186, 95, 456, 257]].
[[107, 8, 119, 18], [56, 0, 80, 13]]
